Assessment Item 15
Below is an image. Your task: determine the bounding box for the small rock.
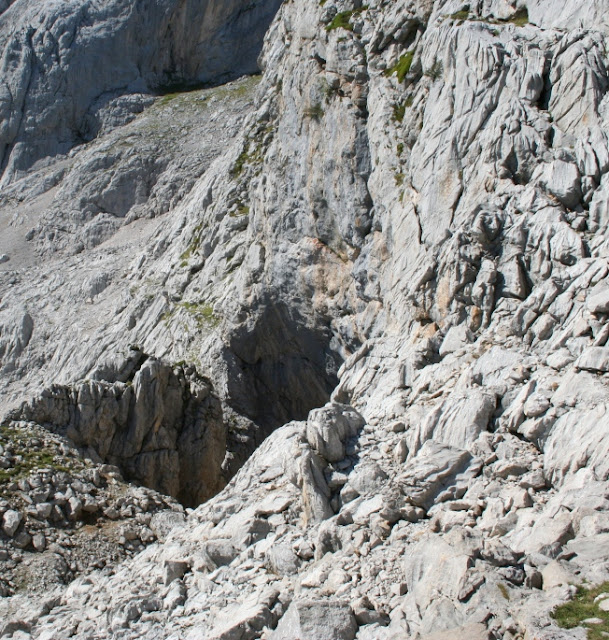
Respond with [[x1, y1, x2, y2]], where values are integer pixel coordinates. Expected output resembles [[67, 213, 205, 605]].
[[270, 600, 357, 640], [2, 510, 23, 537], [587, 287, 609, 315], [14, 531, 32, 549], [66, 497, 83, 520], [394, 438, 408, 464], [32, 533, 46, 552], [163, 559, 190, 586], [519, 470, 547, 491], [523, 394, 551, 418], [576, 347, 609, 373], [439, 325, 473, 356], [524, 566, 543, 589], [266, 542, 301, 576], [388, 421, 406, 433]]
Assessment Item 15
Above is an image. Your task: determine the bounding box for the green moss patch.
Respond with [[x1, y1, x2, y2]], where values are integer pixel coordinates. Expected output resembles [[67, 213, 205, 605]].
[[325, 6, 368, 32], [552, 582, 609, 640], [451, 9, 470, 20], [385, 51, 415, 83]]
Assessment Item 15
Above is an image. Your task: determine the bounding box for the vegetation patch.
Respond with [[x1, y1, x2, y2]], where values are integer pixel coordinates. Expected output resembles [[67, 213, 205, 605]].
[[552, 582, 609, 639], [497, 582, 510, 600], [172, 301, 220, 329], [304, 102, 325, 120], [0, 424, 74, 492], [179, 223, 204, 266], [451, 9, 470, 20], [325, 6, 368, 32], [385, 51, 415, 83], [393, 102, 407, 123], [231, 137, 266, 179], [425, 59, 444, 80], [231, 202, 250, 217]]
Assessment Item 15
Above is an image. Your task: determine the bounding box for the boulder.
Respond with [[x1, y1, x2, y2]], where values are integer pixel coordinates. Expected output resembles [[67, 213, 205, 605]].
[[306, 403, 365, 462], [409, 390, 496, 455], [270, 600, 357, 640], [2, 509, 22, 537], [587, 286, 609, 314], [398, 442, 475, 510], [575, 347, 609, 373], [420, 623, 491, 640]]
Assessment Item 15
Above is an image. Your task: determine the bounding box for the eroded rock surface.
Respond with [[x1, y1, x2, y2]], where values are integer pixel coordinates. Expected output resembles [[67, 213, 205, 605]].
[[2, 0, 609, 638]]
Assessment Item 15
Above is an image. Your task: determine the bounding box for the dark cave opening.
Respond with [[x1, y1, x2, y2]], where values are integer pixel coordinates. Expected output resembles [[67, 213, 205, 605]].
[[17, 303, 342, 509], [219, 301, 342, 482]]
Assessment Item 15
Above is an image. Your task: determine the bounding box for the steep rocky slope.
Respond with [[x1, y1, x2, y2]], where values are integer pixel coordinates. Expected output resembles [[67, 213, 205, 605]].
[[2, 0, 609, 638]]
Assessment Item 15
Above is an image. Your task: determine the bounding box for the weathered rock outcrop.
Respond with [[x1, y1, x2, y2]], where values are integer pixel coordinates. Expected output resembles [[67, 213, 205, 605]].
[[0, 0, 283, 184], [2, 0, 609, 638], [15, 354, 227, 506]]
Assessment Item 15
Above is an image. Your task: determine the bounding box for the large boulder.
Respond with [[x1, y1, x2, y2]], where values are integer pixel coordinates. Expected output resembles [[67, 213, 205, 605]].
[[270, 600, 357, 640]]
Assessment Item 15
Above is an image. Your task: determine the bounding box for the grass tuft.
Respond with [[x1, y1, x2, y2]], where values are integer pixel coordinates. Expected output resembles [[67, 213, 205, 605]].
[[385, 51, 415, 83], [326, 10, 355, 32], [508, 7, 529, 27], [451, 9, 470, 20], [393, 102, 406, 123], [304, 103, 325, 120], [325, 6, 368, 32], [552, 582, 609, 640]]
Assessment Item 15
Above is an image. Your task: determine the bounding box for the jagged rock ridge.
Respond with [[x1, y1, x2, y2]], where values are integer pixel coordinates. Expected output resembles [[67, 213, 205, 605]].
[[1, 0, 609, 638]]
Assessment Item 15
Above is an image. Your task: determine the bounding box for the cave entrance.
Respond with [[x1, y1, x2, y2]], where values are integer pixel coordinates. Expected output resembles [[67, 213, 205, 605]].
[[22, 303, 341, 509]]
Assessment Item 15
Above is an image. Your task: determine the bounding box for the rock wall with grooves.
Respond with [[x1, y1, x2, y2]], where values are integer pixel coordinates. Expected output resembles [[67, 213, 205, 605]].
[[14, 355, 226, 506], [0, 0, 283, 184], [2, 0, 609, 638]]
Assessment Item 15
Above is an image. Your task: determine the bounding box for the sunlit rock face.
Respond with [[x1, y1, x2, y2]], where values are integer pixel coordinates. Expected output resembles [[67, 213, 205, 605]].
[[2, 0, 609, 638], [0, 0, 283, 184]]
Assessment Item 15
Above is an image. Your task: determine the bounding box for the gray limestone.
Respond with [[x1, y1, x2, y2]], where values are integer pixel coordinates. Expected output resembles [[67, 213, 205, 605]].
[[1, 0, 609, 639]]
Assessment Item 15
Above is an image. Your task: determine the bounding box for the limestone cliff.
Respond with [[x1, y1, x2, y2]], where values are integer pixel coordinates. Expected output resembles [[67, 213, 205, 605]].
[[1, 0, 609, 638]]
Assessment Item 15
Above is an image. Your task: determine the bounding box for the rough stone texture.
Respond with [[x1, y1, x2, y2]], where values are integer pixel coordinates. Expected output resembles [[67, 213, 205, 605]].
[[17, 355, 226, 506], [1, 0, 609, 639], [0, 0, 283, 185], [270, 600, 357, 640]]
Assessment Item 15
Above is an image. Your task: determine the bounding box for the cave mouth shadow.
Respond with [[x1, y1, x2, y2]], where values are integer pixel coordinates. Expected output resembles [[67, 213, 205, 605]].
[[11, 301, 344, 511], [220, 300, 343, 478]]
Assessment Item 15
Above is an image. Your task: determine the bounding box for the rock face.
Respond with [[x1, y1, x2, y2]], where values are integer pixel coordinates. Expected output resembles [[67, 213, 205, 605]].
[[15, 354, 227, 506], [1, 0, 609, 639], [0, 0, 283, 184]]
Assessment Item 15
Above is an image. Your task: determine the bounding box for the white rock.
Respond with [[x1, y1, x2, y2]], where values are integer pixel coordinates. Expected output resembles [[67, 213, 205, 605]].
[[270, 600, 357, 640], [2, 510, 22, 537], [575, 347, 609, 373]]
